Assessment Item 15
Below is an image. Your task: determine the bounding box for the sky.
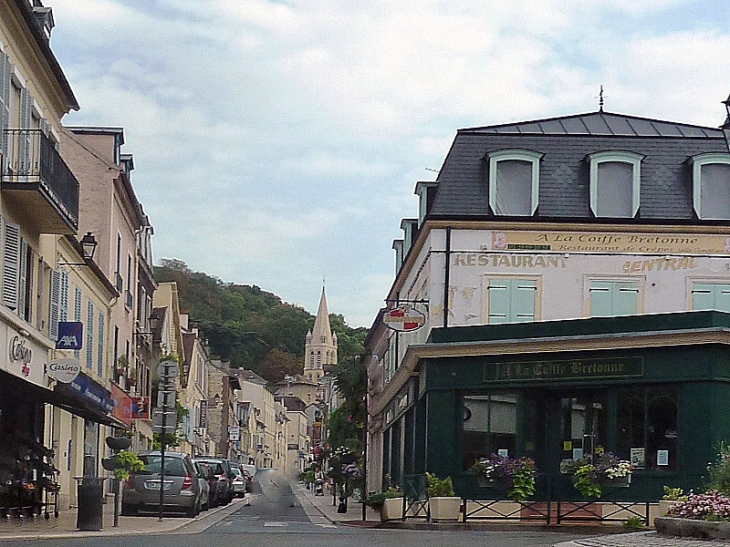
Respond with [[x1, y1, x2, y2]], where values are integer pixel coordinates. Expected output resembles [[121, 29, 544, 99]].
[[48, 0, 730, 328]]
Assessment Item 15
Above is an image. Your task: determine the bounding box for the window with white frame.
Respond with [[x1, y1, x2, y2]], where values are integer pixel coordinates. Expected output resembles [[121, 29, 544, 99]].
[[487, 150, 542, 216], [691, 282, 730, 312], [589, 280, 639, 317], [485, 277, 539, 324], [588, 151, 643, 218], [690, 153, 730, 220]]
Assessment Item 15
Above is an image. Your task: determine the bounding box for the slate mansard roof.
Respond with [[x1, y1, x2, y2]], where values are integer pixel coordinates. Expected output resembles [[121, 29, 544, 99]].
[[429, 111, 729, 222]]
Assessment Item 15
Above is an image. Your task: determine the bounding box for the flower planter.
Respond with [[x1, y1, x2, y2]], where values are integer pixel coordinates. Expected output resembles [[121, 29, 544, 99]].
[[380, 497, 404, 521], [429, 496, 461, 523], [656, 516, 730, 540]]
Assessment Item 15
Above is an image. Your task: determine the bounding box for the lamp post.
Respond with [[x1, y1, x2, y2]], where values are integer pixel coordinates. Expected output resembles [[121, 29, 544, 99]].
[[59, 232, 98, 266], [723, 94, 730, 153]]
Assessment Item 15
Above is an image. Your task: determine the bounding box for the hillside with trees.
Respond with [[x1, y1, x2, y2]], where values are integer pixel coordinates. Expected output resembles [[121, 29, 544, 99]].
[[153, 259, 368, 384]]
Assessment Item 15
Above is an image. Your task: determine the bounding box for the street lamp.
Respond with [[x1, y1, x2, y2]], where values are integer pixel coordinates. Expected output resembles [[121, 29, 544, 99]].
[[59, 232, 98, 266]]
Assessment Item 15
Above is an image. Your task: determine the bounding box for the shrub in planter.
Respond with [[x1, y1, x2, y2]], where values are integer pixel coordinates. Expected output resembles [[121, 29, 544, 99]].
[[668, 491, 730, 521], [426, 473, 455, 498], [470, 454, 536, 502], [560, 452, 631, 499]]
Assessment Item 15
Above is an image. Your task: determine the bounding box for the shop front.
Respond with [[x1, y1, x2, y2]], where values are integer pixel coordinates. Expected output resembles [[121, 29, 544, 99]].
[[381, 311, 730, 503]]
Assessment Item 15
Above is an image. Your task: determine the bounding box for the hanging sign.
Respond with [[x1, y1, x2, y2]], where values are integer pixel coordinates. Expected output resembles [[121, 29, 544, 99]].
[[56, 322, 83, 350], [47, 358, 81, 383], [383, 305, 425, 332]]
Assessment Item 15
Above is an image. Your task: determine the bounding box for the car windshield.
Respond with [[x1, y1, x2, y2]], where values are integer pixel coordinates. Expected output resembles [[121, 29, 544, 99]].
[[231, 468, 241, 477], [198, 461, 224, 475], [139, 455, 186, 476]]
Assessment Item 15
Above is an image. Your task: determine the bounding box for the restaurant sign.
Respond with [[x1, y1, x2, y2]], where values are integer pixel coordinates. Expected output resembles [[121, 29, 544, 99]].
[[383, 305, 425, 332], [486, 357, 644, 383]]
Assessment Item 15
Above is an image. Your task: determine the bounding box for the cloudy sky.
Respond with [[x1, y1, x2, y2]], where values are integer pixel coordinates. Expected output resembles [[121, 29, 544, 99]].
[[49, 0, 730, 327]]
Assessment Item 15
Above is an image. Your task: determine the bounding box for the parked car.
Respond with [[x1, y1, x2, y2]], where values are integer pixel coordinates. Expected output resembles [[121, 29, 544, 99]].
[[122, 451, 201, 517], [196, 461, 218, 508], [193, 461, 210, 511], [194, 457, 234, 505], [230, 467, 247, 497]]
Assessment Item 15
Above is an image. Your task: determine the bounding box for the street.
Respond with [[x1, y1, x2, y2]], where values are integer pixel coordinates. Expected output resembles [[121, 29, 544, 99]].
[[0, 470, 584, 547]]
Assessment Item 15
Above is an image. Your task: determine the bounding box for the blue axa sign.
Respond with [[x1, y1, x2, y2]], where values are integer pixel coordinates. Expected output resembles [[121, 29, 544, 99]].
[[56, 322, 83, 350]]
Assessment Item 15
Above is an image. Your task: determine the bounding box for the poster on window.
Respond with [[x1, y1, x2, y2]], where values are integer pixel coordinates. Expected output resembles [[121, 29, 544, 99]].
[[630, 448, 645, 469], [657, 449, 669, 466]]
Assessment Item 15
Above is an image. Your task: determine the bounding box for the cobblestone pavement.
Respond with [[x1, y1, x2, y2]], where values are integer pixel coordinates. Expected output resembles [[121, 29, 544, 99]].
[[555, 531, 730, 547]]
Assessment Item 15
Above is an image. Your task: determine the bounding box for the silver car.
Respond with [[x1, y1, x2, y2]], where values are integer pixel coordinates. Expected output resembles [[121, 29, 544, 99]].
[[121, 451, 201, 517]]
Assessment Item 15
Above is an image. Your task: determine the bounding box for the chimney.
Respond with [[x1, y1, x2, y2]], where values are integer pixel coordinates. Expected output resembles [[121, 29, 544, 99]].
[[32, 5, 55, 42]]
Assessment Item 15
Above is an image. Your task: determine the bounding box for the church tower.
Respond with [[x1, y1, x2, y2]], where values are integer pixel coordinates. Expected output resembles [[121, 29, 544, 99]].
[[304, 287, 338, 383]]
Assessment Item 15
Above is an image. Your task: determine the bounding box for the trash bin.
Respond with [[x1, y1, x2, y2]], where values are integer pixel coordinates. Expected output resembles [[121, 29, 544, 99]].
[[75, 477, 106, 531]]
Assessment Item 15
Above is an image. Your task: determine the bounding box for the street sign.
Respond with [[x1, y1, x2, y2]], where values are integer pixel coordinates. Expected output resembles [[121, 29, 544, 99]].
[[156, 360, 179, 380], [152, 409, 176, 433], [157, 390, 175, 408]]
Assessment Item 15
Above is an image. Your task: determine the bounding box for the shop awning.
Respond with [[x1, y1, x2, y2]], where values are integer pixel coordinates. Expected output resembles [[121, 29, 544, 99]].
[[0, 368, 119, 426]]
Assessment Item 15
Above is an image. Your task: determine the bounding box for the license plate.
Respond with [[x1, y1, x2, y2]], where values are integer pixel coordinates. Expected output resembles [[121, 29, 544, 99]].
[[145, 481, 172, 491]]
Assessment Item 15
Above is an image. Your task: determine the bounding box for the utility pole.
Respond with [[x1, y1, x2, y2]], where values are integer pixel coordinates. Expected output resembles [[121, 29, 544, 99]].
[[154, 360, 179, 522]]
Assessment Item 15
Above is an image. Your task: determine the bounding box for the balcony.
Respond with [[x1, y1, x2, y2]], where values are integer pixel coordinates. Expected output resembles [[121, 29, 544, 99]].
[[2, 129, 79, 233]]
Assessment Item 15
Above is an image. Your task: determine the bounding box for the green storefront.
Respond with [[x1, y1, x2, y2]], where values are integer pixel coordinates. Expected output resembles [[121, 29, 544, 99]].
[[380, 311, 730, 502]]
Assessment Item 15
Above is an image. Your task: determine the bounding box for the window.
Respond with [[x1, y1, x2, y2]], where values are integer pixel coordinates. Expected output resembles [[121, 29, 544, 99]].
[[691, 282, 730, 312], [97, 311, 104, 377], [462, 394, 517, 469], [86, 300, 94, 369], [487, 150, 542, 216], [617, 387, 677, 471], [589, 280, 639, 317], [691, 153, 730, 220], [588, 151, 643, 218], [74, 287, 81, 360], [486, 277, 538, 324]]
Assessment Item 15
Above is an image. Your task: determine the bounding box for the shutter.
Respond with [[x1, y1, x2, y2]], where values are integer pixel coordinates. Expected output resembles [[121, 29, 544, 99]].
[[487, 280, 510, 323], [17, 238, 27, 320], [691, 283, 713, 311], [2, 222, 20, 309], [512, 281, 536, 322], [614, 283, 639, 316], [0, 53, 10, 166], [74, 287, 82, 360], [589, 282, 613, 317], [59, 271, 68, 322], [97, 311, 104, 376], [18, 87, 31, 174], [716, 286, 730, 313], [49, 269, 60, 341], [86, 300, 93, 369]]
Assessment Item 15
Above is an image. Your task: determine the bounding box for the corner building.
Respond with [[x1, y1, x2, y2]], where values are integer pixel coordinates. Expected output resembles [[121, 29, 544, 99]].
[[366, 109, 730, 503]]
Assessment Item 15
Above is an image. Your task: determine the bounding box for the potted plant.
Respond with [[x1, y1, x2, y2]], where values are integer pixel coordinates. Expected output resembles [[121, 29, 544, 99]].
[[560, 451, 632, 499], [365, 487, 403, 521], [426, 473, 461, 522], [101, 450, 145, 482], [470, 454, 537, 502], [658, 486, 688, 518]]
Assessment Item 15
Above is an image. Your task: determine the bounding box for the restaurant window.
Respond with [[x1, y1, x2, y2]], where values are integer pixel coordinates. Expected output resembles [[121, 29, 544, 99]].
[[462, 394, 517, 470], [691, 282, 730, 312], [617, 387, 678, 471], [589, 280, 639, 317], [690, 153, 730, 220], [486, 277, 538, 324]]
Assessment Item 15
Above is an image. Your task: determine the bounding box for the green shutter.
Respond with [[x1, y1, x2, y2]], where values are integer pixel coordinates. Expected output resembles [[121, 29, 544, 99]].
[[590, 282, 613, 317], [715, 286, 730, 313], [488, 280, 510, 323], [614, 283, 638, 315], [692, 283, 730, 312], [512, 281, 536, 322], [591, 281, 638, 317]]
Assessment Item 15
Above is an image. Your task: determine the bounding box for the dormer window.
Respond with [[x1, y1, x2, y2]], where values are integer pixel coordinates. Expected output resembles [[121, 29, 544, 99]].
[[588, 151, 643, 218], [487, 150, 542, 216], [690, 153, 730, 220]]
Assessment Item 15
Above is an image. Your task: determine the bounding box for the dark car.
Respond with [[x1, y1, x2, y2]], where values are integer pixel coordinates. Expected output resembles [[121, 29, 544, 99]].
[[122, 451, 201, 517], [196, 461, 218, 508], [194, 457, 234, 505]]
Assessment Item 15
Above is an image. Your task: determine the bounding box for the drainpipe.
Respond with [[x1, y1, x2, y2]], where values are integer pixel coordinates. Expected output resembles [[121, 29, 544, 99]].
[[443, 227, 451, 328]]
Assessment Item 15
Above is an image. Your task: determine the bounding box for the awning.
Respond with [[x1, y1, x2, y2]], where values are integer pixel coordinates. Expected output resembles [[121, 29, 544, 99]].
[[0, 368, 118, 426]]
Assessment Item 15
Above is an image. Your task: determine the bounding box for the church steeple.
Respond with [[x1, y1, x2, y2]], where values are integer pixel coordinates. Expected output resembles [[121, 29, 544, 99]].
[[304, 286, 337, 383]]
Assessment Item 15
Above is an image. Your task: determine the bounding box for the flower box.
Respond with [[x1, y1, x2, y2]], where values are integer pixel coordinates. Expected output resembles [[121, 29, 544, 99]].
[[429, 496, 461, 523], [380, 497, 404, 521]]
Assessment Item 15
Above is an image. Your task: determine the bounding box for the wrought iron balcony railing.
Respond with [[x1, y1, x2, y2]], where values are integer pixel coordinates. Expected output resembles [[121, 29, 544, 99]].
[[2, 129, 79, 232]]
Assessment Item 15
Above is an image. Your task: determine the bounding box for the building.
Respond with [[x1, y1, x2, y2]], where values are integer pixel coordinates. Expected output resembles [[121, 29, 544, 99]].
[[366, 108, 730, 502], [304, 287, 337, 385], [179, 315, 211, 458]]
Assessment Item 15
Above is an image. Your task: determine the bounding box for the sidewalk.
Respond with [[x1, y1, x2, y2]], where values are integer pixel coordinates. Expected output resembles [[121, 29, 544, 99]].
[[292, 481, 381, 526], [0, 494, 245, 541]]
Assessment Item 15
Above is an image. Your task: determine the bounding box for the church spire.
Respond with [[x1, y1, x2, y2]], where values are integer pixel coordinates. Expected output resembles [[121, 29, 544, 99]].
[[304, 286, 337, 383]]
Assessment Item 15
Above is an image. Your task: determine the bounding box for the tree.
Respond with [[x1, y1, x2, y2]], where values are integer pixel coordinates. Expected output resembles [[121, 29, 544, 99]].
[[259, 348, 301, 384]]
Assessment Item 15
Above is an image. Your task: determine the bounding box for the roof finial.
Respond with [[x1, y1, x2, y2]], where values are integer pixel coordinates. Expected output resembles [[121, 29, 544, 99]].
[[599, 85, 605, 113]]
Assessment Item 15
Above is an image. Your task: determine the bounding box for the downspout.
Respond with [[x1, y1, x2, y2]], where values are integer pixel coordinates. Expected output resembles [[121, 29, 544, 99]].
[[443, 227, 451, 328]]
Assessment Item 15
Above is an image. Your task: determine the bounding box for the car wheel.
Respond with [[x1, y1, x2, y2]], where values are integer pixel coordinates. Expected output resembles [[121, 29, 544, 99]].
[[121, 504, 137, 517]]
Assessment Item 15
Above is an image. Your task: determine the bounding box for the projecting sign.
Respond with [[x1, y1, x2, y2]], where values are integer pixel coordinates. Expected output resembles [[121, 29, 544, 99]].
[[383, 305, 425, 332], [56, 322, 83, 350], [47, 358, 81, 383]]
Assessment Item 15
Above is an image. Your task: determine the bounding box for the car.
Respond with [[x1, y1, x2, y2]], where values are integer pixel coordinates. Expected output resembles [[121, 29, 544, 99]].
[[230, 467, 247, 497], [121, 451, 201, 517], [196, 461, 218, 508], [193, 461, 210, 511], [194, 457, 234, 505]]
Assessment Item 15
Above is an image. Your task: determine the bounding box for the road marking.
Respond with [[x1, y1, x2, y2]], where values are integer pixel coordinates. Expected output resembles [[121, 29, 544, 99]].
[[316, 524, 337, 528], [263, 522, 287, 527]]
